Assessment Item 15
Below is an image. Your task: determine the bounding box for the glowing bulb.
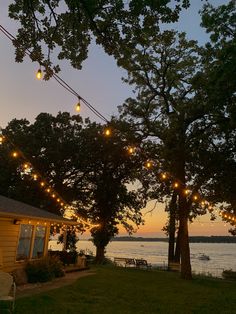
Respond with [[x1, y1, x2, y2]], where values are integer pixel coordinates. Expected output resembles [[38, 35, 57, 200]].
[[173, 182, 179, 188], [104, 128, 111, 136], [36, 69, 42, 80], [128, 147, 135, 154], [161, 173, 167, 179], [193, 195, 198, 201], [33, 174, 38, 180], [51, 193, 56, 198], [0, 136, 4, 145], [23, 163, 29, 169], [184, 189, 190, 195], [56, 198, 60, 202], [76, 101, 81, 112], [12, 151, 18, 158], [46, 188, 51, 193], [146, 161, 152, 168], [40, 182, 45, 187]]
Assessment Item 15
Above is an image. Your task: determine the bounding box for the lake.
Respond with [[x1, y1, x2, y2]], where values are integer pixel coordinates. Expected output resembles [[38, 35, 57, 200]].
[[49, 240, 236, 278]]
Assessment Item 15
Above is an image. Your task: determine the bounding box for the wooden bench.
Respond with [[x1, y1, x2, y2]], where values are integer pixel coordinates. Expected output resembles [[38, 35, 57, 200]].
[[135, 259, 152, 269], [114, 257, 136, 267]]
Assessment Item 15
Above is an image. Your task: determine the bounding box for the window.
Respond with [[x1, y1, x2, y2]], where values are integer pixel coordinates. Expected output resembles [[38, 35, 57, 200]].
[[16, 224, 33, 261], [32, 226, 46, 259], [16, 224, 46, 261]]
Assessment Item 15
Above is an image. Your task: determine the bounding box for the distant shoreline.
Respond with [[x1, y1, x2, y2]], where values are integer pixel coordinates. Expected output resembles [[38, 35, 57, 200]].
[[108, 236, 236, 243]]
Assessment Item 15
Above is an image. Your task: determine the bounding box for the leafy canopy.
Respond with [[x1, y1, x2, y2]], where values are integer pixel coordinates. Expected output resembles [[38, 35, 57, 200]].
[[8, 0, 189, 78]]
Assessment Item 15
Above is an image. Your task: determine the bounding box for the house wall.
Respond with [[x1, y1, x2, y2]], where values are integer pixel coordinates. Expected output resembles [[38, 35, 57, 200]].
[[0, 217, 50, 273]]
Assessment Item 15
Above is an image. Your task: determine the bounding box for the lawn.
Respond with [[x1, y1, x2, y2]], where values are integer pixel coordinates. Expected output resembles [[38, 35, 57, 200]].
[[14, 266, 236, 314]]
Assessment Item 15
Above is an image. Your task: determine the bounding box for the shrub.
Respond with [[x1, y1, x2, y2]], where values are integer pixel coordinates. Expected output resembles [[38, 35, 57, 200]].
[[25, 256, 65, 283], [222, 269, 236, 280]]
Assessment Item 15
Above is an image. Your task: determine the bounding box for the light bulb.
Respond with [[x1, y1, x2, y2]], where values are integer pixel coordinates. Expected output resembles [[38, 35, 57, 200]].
[[104, 128, 111, 136], [76, 101, 81, 112], [36, 69, 42, 80], [128, 147, 134, 154], [23, 163, 29, 169], [12, 151, 18, 158]]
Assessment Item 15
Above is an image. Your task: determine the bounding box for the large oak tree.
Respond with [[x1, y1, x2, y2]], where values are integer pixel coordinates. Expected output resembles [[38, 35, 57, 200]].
[[1, 112, 147, 262]]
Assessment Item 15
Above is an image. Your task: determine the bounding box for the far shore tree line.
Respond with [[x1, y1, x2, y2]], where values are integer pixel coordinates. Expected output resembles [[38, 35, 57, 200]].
[[1, 1, 235, 280]]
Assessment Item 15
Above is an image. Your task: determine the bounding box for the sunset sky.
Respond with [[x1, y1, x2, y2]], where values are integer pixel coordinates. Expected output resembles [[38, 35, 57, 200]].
[[0, 1, 231, 237]]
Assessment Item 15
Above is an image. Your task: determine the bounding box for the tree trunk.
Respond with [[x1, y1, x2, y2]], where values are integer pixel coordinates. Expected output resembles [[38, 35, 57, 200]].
[[168, 192, 177, 265], [178, 195, 192, 280], [95, 245, 105, 264], [174, 228, 181, 263]]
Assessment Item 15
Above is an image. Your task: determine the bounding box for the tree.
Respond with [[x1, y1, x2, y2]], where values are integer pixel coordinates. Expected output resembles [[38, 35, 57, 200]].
[[8, 0, 189, 78], [1, 112, 147, 262], [199, 1, 236, 234], [117, 29, 223, 279]]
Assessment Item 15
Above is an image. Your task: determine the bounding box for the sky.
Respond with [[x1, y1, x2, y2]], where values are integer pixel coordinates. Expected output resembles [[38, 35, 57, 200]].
[[0, 0, 231, 237]]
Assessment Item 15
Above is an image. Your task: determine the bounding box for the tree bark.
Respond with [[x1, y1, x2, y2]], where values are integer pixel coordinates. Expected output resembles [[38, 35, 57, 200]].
[[174, 228, 181, 263], [95, 245, 105, 264], [178, 194, 192, 279], [168, 192, 177, 265]]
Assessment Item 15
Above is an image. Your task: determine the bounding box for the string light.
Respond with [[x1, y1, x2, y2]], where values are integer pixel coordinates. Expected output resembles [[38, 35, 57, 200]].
[[12, 151, 18, 158], [104, 128, 111, 136], [23, 163, 30, 169], [3, 124, 236, 227], [36, 68, 42, 80], [161, 173, 167, 180], [32, 174, 38, 180], [75, 98, 81, 112], [128, 147, 135, 154], [184, 189, 190, 195], [0, 25, 235, 228]]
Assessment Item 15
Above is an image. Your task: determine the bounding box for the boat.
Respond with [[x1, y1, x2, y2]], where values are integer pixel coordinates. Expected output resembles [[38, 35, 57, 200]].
[[198, 253, 210, 261]]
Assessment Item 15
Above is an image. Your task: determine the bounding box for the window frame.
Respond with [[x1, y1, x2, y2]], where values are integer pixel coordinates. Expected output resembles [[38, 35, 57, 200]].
[[16, 223, 48, 262]]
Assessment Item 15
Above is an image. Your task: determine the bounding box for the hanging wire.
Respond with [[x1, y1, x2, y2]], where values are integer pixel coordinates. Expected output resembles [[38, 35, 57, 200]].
[[0, 24, 109, 123], [0, 25, 235, 226]]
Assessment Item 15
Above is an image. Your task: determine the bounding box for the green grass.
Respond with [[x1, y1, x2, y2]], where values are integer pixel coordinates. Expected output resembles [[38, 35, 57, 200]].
[[14, 266, 236, 314]]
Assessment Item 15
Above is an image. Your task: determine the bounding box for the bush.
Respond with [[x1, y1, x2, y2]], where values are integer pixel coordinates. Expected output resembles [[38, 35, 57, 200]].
[[49, 250, 78, 265], [25, 256, 65, 283], [222, 270, 236, 280]]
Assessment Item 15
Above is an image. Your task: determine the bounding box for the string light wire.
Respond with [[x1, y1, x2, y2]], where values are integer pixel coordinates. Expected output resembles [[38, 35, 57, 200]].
[[0, 25, 235, 226], [0, 127, 97, 228], [0, 24, 109, 123]]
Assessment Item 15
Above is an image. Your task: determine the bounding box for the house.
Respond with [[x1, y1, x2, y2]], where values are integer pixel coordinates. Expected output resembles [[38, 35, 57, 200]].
[[0, 194, 76, 272]]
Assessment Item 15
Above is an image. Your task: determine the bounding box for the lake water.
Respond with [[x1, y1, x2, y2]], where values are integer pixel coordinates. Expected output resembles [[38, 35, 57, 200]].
[[49, 240, 236, 278]]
